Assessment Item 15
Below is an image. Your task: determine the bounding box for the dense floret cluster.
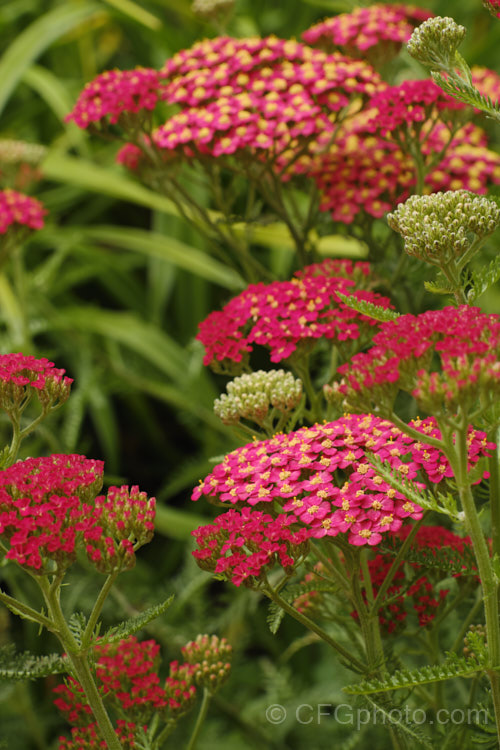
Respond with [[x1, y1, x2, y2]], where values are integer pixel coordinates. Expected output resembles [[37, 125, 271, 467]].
[[197, 260, 391, 368], [302, 4, 432, 56], [191, 414, 492, 580], [0, 455, 155, 573], [0, 189, 46, 233], [334, 306, 500, 415]]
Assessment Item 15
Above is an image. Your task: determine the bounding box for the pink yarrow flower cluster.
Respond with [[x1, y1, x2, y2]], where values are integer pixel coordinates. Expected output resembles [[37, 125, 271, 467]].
[[67, 67, 162, 130], [191, 414, 492, 578], [0, 455, 155, 573], [313, 111, 500, 222], [335, 306, 500, 415], [197, 259, 391, 368], [0, 352, 73, 413], [303, 4, 432, 56], [55, 636, 197, 748], [152, 37, 382, 174], [0, 188, 46, 233]]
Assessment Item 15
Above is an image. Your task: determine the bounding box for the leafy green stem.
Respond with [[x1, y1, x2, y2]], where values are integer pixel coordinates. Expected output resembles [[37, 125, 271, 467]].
[[186, 687, 211, 750]]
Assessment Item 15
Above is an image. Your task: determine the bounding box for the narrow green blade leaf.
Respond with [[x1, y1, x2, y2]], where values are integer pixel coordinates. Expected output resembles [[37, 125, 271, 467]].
[[154, 505, 210, 541], [48, 306, 188, 381], [102, 0, 162, 28], [99, 595, 174, 645], [0, 2, 102, 115], [81, 226, 245, 290]]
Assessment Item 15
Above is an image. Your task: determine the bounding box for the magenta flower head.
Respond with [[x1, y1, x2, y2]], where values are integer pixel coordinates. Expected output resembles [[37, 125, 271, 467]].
[[0, 352, 73, 416], [303, 4, 433, 63], [0, 454, 104, 572], [152, 36, 382, 178], [66, 67, 162, 134], [191, 414, 491, 584], [196, 260, 391, 373], [0, 189, 46, 235], [334, 306, 500, 417]]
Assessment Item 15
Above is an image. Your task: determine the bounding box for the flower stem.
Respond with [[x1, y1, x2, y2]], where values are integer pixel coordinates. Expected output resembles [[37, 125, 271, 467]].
[[39, 579, 122, 750], [81, 572, 119, 649], [262, 579, 366, 673], [186, 688, 211, 750]]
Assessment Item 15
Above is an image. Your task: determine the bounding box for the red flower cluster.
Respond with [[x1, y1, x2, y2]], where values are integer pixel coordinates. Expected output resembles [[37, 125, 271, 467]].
[[0, 188, 46, 233], [0, 455, 155, 573], [0, 455, 104, 571], [55, 637, 197, 748], [483, 0, 500, 18], [294, 526, 472, 633], [196, 259, 391, 368], [302, 4, 432, 56], [66, 67, 161, 130], [154, 36, 381, 173], [311, 78, 500, 222], [192, 414, 491, 564], [58, 722, 136, 750], [335, 305, 500, 415], [0, 352, 73, 416], [365, 526, 472, 632], [193, 507, 310, 586], [471, 66, 500, 106]]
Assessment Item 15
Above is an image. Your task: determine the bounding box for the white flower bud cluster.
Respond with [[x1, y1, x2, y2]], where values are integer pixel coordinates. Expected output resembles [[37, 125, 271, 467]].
[[214, 369, 303, 426], [191, 0, 234, 20], [407, 17, 466, 69], [387, 191, 500, 264], [0, 140, 46, 165]]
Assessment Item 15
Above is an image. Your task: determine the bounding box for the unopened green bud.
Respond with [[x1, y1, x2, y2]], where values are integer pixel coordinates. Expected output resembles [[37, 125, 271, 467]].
[[214, 370, 302, 426], [387, 191, 500, 266], [182, 634, 232, 692], [407, 17, 466, 71]]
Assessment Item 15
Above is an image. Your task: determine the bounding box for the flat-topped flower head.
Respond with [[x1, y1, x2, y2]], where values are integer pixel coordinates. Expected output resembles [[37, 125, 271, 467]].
[[303, 4, 432, 63], [387, 190, 500, 265], [192, 414, 491, 562], [214, 370, 302, 428], [0, 352, 73, 415], [67, 67, 162, 131], [0, 455, 104, 572], [335, 306, 500, 416], [0, 189, 46, 234], [407, 17, 467, 70], [196, 259, 391, 371], [483, 0, 500, 19], [155, 38, 382, 176], [84, 485, 156, 574]]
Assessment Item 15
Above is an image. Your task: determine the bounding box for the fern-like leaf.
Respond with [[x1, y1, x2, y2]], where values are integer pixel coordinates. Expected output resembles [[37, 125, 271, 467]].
[[0, 644, 67, 681], [267, 601, 286, 634], [98, 595, 174, 645], [361, 695, 433, 748], [381, 536, 478, 577], [344, 653, 487, 695], [467, 256, 500, 302], [432, 72, 500, 121], [335, 292, 400, 322], [366, 454, 460, 520], [68, 612, 87, 646]]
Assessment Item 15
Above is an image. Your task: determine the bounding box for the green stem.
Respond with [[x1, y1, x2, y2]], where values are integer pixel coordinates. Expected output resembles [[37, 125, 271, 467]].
[[38, 579, 122, 750], [489, 426, 500, 562], [370, 515, 427, 616], [81, 572, 119, 649], [444, 415, 500, 740], [262, 579, 366, 672], [186, 688, 211, 750], [0, 588, 54, 631]]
